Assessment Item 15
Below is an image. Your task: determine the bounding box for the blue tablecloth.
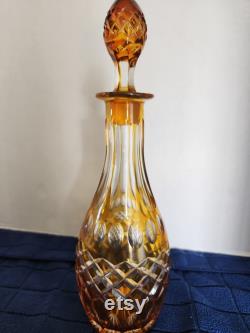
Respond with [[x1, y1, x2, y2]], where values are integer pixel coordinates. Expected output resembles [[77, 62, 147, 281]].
[[0, 229, 249, 333]]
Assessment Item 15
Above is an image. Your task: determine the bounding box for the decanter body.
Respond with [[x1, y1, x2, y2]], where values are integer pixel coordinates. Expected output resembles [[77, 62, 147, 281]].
[[76, 1, 170, 332]]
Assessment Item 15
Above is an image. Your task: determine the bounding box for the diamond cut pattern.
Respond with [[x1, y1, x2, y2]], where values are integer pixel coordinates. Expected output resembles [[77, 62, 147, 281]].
[[77, 250, 169, 300]]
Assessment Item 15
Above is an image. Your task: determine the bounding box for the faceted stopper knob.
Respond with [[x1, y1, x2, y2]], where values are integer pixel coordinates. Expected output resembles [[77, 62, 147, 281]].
[[104, 0, 147, 92]]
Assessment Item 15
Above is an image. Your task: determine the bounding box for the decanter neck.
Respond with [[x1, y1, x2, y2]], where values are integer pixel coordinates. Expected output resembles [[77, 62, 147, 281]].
[[92, 98, 155, 217], [102, 99, 149, 196], [105, 99, 144, 125]]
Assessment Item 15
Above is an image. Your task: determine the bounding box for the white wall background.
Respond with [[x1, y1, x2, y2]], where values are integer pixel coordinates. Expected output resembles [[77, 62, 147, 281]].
[[0, 0, 249, 254]]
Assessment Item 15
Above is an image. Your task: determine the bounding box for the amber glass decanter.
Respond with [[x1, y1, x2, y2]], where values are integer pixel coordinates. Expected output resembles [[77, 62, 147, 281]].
[[76, 1, 170, 332]]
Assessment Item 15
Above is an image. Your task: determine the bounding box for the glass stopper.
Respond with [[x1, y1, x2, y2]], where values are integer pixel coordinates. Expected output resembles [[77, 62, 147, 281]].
[[104, 0, 147, 92]]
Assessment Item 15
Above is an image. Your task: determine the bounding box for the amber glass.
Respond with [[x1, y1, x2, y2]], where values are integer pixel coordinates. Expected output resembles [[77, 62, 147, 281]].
[[76, 1, 170, 332]]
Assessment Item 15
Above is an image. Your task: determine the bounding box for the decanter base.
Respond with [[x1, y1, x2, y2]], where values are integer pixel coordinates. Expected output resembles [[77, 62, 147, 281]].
[[90, 318, 155, 333]]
